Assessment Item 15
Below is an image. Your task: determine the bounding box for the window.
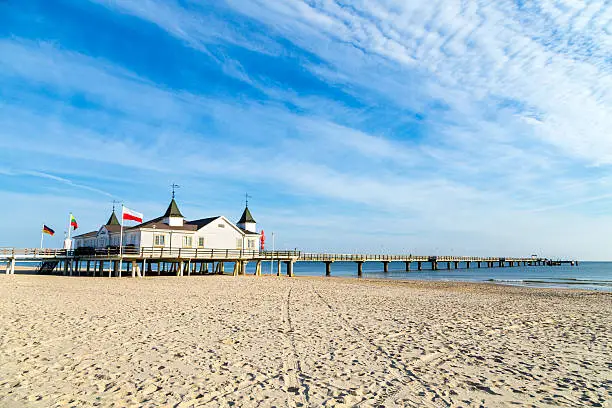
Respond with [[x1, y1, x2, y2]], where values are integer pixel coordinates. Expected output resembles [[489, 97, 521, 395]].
[[247, 239, 255, 249], [236, 238, 243, 249], [154, 234, 166, 247], [198, 237, 205, 247], [218, 223, 225, 228], [183, 236, 193, 248]]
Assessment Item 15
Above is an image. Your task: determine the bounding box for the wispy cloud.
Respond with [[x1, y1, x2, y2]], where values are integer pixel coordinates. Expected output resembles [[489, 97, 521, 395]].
[[0, 1, 611, 258]]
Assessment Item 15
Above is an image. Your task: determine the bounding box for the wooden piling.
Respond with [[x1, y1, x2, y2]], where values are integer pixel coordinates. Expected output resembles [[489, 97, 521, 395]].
[[356, 261, 364, 277]]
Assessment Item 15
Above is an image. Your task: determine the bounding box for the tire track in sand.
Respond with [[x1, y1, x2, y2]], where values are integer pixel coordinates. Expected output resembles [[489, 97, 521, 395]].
[[281, 286, 310, 406]]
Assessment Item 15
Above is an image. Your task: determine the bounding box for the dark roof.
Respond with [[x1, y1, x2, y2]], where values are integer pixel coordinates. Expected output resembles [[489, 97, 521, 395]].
[[104, 225, 122, 233], [163, 199, 183, 218], [128, 216, 197, 231], [73, 230, 97, 239], [238, 206, 256, 224], [187, 216, 221, 229], [106, 211, 120, 226], [238, 227, 260, 236]]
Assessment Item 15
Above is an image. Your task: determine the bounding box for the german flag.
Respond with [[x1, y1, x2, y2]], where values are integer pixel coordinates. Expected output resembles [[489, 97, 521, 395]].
[[42, 225, 55, 236]]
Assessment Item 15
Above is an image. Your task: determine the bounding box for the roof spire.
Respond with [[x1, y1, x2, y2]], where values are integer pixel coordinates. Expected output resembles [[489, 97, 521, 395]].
[[171, 183, 180, 199], [106, 200, 121, 225], [245, 192, 251, 208], [111, 199, 121, 213]]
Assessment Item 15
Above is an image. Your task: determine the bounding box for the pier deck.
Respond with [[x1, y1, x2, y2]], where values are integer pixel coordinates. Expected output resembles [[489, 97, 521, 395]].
[[0, 247, 574, 277]]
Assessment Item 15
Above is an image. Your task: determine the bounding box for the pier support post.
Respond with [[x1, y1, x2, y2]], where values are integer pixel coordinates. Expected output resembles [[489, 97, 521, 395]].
[[477, 261, 481, 268], [405, 261, 411, 272], [324, 261, 333, 277], [454, 261, 459, 269], [356, 261, 364, 278], [233, 261, 239, 276], [466, 261, 470, 269], [432, 261, 438, 271], [255, 261, 261, 276], [6, 258, 16, 275], [285, 261, 294, 277], [143, 259, 147, 277], [446, 262, 451, 270], [418, 262, 422, 271], [276, 261, 282, 277], [383, 261, 390, 273], [187, 259, 192, 276], [178, 261, 184, 277], [86, 261, 91, 275]]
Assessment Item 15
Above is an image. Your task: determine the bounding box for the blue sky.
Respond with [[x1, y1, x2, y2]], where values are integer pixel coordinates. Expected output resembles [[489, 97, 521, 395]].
[[1, 0, 611, 259]]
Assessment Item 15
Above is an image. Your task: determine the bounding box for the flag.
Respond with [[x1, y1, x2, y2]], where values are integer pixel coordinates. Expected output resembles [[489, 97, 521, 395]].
[[42, 225, 55, 236], [260, 230, 265, 251], [123, 206, 143, 223], [70, 214, 78, 230]]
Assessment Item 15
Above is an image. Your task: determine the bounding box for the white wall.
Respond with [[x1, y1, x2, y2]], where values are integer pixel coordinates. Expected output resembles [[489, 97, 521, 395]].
[[195, 217, 245, 249]]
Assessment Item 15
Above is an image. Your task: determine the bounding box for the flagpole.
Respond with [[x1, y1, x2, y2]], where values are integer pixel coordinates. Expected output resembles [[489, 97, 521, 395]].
[[40, 224, 44, 249], [119, 205, 124, 278], [68, 213, 72, 241]]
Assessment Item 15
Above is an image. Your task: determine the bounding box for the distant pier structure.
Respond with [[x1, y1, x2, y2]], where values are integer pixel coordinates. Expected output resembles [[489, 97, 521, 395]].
[[0, 248, 576, 278]]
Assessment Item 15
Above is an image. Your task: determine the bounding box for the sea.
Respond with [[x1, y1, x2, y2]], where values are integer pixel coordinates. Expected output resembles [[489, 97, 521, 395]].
[[254, 261, 612, 292], [13, 260, 612, 292]]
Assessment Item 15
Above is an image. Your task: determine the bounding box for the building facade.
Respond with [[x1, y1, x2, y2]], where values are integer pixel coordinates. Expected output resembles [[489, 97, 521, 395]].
[[73, 199, 260, 251]]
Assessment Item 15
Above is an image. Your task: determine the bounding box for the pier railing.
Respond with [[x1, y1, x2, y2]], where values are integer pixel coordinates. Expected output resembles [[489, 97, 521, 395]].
[[0, 247, 543, 263], [0, 247, 301, 260]]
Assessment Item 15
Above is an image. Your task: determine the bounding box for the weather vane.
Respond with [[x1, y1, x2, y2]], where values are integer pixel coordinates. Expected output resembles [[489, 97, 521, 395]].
[[171, 183, 180, 199], [111, 199, 121, 212], [245, 192, 251, 207]]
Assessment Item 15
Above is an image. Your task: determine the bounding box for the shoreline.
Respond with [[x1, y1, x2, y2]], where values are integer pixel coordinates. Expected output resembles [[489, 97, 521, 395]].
[[7, 265, 612, 292]]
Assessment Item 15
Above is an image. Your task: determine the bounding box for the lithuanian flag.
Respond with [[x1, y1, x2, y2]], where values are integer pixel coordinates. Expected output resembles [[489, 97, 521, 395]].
[[70, 213, 78, 230], [42, 225, 55, 236]]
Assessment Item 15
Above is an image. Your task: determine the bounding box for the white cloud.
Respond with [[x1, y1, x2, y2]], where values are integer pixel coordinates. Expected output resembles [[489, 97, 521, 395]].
[[2, 0, 612, 258]]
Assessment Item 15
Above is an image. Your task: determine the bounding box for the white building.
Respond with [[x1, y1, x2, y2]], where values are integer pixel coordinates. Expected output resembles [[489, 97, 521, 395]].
[[73, 199, 260, 251]]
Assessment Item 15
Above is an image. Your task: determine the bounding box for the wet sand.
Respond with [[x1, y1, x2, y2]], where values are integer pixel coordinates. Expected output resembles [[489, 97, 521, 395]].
[[0, 275, 610, 407]]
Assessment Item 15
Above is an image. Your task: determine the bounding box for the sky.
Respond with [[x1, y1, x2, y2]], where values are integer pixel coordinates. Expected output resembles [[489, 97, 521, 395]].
[[0, 0, 611, 259]]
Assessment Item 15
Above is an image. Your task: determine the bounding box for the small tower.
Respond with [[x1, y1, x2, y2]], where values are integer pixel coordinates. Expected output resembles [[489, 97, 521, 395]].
[[237, 194, 256, 233], [106, 211, 120, 226], [163, 198, 184, 227], [164, 183, 184, 227]]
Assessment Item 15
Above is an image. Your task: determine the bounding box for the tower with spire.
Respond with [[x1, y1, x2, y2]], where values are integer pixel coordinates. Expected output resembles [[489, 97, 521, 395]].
[[164, 184, 184, 227], [237, 193, 256, 233]]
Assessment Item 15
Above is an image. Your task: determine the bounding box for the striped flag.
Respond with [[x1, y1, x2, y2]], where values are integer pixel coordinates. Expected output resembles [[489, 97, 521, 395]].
[[42, 225, 55, 236], [70, 213, 78, 230], [122, 206, 143, 223]]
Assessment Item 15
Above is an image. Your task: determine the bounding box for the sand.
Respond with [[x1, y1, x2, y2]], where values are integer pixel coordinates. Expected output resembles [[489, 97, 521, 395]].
[[0, 275, 610, 407]]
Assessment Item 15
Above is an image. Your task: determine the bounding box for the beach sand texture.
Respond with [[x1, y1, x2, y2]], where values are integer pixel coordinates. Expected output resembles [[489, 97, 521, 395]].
[[0, 275, 610, 407]]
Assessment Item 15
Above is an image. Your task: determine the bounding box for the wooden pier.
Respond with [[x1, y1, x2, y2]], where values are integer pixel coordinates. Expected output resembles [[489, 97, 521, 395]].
[[0, 248, 577, 278]]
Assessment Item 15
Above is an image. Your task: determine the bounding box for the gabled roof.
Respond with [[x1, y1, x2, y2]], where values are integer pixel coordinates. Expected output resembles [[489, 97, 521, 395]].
[[238, 206, 256, 224], [238, 227, 260, 236], [128, 216, 197, 231], [163, 199, 183, 218], [73, 212, 120, 238], [187, 216, 221, 229], [106, 211, 120, 226], [102, 225, 122, 233], [73, 230, 98, 239]]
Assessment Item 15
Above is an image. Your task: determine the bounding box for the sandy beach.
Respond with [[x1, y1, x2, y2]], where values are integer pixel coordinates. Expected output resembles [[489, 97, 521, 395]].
[[0, 275, 610, 407]]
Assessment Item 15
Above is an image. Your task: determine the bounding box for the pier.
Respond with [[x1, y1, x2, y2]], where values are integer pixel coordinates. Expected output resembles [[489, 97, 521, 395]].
[[0, 248, 576, 278]]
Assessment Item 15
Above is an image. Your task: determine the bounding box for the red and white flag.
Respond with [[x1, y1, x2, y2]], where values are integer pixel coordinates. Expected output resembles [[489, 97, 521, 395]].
[[122, 206, 143, 223]]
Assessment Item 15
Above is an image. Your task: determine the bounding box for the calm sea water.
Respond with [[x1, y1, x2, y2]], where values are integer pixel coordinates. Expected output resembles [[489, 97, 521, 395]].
[[252, 261, 612, 292], [13, 260, 612, 291]]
